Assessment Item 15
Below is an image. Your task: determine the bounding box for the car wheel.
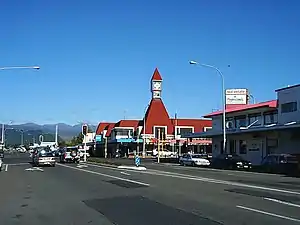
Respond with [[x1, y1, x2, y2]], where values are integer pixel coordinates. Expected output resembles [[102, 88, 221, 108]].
[[191, 162, 196, 167], [52, 164, 56, 167], [180, 160, 184, 166]]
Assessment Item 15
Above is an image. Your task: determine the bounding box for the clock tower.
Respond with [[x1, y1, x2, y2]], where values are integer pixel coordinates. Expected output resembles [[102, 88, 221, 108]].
[[151, 68, 163, 99]]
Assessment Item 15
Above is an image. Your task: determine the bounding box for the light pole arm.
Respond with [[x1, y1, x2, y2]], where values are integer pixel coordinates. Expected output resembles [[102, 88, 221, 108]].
[[199, 63, 227, 153], [0, 66, 40, 70]]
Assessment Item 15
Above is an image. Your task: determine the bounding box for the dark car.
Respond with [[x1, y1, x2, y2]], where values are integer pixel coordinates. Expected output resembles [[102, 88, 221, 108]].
[[211, 154, 252, 170], [261, 154, 299, 175], [59, 147, 80, 163]]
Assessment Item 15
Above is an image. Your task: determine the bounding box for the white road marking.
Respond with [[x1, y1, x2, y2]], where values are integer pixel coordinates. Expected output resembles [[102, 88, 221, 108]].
[[264, 197, 300, 208], [58, 163, 150, 187], [236, 205, 300, 223], [5, 164, 8, 172], [6, 163, 29, 166], [118, 165, 147, 170], [120, 171, 130, 176], [84, 162, 300, 196], [77, 164, 88, 168], [25, 167, 44, 172]]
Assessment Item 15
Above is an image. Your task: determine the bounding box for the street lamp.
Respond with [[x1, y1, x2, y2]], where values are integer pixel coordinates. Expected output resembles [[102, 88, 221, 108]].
[[142, 104, 149, 158], [189, 60, 226, 153], [0, 66, 40, 70]]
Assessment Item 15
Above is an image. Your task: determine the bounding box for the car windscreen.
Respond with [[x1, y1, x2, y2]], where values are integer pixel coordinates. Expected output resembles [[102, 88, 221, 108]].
[[227, 155, 243, 161], [191, 155, 204, 158], [67, 148, 78, 152], [280, 155, 298, 163], [38, 151, 53, 157]]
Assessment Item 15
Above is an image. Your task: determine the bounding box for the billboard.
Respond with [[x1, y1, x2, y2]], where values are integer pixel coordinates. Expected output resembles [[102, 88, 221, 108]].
[[226, 88, 248, 105]]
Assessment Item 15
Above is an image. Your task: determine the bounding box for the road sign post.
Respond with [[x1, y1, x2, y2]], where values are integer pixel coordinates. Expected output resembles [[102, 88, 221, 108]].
[[134, 155, 141, 167]]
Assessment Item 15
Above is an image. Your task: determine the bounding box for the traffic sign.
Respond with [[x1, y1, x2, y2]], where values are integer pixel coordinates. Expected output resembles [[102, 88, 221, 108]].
[[134, 156, 141, 167]]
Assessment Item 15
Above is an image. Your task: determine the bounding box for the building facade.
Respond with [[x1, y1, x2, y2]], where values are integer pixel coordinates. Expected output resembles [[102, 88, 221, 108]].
[[94, 68, 212, 157], [184, 84, 300, 165]]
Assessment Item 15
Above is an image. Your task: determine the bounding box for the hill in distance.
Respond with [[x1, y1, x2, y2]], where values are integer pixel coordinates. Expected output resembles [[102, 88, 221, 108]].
[[1, 123, 97, 145]]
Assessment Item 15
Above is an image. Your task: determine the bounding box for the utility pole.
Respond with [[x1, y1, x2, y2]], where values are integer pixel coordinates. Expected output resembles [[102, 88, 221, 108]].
[[136, 131, 139, 156], [1, 124, 5, 148]]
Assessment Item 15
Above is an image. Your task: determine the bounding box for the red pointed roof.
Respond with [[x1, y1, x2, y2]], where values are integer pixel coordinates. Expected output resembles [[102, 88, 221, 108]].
[[105, 123, 116, 137], [142, 98, 173, 134], [151, 68, 162, 81]]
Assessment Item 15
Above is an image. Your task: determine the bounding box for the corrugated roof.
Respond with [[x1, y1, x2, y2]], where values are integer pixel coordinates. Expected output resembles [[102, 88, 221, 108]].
[[204, 100, 277, 117], [95, 122, 111, 135]]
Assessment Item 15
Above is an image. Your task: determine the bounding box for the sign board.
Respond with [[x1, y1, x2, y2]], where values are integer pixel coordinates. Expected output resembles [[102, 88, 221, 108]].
[[225, 88, 248, 105], [95, 135, 102, 142]]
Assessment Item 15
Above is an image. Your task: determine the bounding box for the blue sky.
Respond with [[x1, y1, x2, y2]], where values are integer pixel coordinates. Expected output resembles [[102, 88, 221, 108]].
[[1, 0, 299, 125]]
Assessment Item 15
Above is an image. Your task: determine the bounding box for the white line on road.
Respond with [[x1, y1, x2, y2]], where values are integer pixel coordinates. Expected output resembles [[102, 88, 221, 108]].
[[236, 205, 300, 223], [264, 197, 300, 208], [83, 162, 300, 196], [120, 171, 130, 176], [58, 163, 150, 187], [7, 163, 29, 166], [5, 164, 8, 172]]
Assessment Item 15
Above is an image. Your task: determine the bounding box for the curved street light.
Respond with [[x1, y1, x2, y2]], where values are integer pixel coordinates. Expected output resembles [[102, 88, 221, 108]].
[[189, 60, 226, 153], [0, 66, 40, 70]]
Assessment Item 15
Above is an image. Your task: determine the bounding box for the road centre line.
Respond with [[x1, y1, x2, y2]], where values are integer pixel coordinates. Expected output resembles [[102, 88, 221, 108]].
[[84, 162, 300, 196], [236, 205, 300, 223], [57, 163, 150, 187], [264, 197, 300, 208]]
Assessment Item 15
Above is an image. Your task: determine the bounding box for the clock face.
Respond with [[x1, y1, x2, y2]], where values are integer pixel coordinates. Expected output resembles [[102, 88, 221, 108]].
[[153, 81, 161, 90]]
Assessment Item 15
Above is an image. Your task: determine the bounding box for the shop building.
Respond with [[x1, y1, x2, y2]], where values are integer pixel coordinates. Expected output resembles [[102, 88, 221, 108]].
[[94, 68, 212, 157], [184, 84, 300, 165]]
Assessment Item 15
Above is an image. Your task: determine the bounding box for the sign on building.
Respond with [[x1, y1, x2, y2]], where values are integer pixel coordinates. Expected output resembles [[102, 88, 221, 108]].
[[225, 88, 249, 105]]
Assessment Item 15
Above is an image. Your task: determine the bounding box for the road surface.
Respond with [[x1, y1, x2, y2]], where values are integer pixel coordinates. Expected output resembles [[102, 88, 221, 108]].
[[1, 153, 300, 225]]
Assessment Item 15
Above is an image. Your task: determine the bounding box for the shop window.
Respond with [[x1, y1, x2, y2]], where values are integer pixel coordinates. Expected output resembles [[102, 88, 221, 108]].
[[248, 113, 262, 126], [178, 128, 193, 135], [264, 111, 278, 125], [239, 140, 247, 154], [235, 116, 247, 128], [154, 127, 166, 140], [281, 102, 297, 113]]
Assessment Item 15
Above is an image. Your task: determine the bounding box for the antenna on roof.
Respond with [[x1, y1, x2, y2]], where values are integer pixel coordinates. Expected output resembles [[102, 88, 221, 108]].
[[123, 109, 127, 120]]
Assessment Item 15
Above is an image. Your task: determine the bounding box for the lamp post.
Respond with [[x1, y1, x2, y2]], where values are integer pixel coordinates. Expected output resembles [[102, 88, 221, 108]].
[[189, 60, 226, 153], [142, 104, 149, 158]]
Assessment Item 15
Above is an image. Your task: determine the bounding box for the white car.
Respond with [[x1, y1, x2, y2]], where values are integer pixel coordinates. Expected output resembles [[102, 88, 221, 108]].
[[179, 154, 210, 167]]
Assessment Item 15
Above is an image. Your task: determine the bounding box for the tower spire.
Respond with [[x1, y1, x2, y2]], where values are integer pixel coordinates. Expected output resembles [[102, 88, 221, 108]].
[[151, 68, 163, 99]]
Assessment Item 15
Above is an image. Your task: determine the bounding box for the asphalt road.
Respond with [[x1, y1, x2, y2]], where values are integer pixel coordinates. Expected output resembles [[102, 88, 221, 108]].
[[1, 154, 300, 225]]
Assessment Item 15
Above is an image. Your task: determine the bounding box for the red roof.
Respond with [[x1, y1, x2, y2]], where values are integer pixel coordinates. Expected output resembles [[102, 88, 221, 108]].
[[204, 100, 278, 117], [170, 119, 212, 133], [142, 98, 173, 134], [151, 68, 162, 81], [114, 120, 140, 129], [105, 123, 116, 137], [95, 122, 111, 135]]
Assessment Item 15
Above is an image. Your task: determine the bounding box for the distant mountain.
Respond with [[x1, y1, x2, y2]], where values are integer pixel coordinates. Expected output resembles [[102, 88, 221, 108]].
[[2, 123, 97, 145]]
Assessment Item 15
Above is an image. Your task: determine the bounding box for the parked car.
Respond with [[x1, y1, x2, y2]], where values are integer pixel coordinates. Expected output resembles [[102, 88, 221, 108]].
[[179, 154, 210, 167], [261, 154, 299, 174], [210, 154, 252, 170], [60, 147, 80, 163], [153, 149, 177, 158], [32, 149, 56, 167]]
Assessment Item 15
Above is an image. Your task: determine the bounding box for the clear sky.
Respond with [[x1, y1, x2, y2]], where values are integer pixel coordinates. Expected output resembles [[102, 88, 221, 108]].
[[1, 0, 299, 125]]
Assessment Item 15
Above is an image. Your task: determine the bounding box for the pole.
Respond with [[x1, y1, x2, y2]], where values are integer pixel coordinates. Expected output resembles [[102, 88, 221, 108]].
[[1, 124, 5, 147], [200, 63, 226, 153], [142, 105, 148, 158], [83, 134, 87, 162], [104, 137, 108, 158], [21, 131, 24, 146], [157, 128, 160, 163]]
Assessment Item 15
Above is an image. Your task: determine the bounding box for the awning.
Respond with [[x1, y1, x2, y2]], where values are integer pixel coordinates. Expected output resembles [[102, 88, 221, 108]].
[[182, 122, 300, 138]]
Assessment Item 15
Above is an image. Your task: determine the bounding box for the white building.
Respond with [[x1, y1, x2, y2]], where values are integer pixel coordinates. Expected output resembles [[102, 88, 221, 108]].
[[185, 84, 300, 165]]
